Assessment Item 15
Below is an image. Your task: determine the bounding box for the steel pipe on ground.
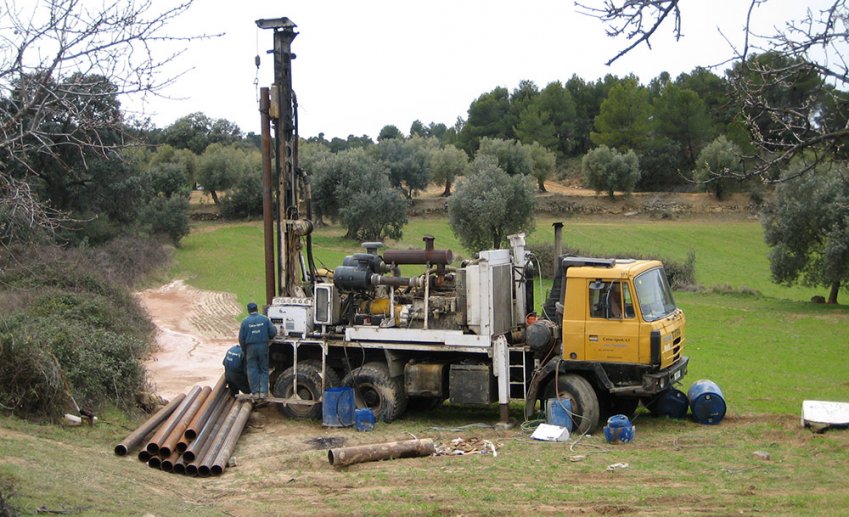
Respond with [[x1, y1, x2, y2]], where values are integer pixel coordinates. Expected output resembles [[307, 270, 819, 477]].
[[180, 385, 226, 453], [114, 393, 186, 456], [328, 439, 436, 467], [160, 449, 181, 472], [185, 375, 226, 441], [211, 400, 253, 475], [198, 399, 242, 477], [186, 396, 235, 476], [148, 456, 162, 469], [145, 385, 202, 455], [159, 385, 211, 457], [183, 393, 232, 464]]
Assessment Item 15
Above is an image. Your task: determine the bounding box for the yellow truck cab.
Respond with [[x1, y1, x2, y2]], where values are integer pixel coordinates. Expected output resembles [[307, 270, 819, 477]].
[[527, 257, 689, 434]]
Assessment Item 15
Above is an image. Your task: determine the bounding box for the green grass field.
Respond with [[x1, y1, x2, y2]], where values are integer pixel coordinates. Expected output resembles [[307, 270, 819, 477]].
[[2, 215, 848, 515]]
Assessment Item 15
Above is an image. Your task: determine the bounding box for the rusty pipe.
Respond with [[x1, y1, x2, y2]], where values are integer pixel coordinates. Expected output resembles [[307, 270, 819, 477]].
[[114, 392, 186, 456], [211, 400, 253, 475], [199, 399, 243, 477], [383, 249, 453, 266], [260, 86, 276, 304], [138, 449, 151, 463], [553, 221, 564, 273], [183, 392, 232, 464], [160, 449, 181, 472], [186, 396, 235, 476], [173, 457, 187, 475], [328, 438, 436, 467], [185, 375, 226, 441], [148, 456, 162, 469], [159, 385, 211, 458], [145, 385, 202, 455]]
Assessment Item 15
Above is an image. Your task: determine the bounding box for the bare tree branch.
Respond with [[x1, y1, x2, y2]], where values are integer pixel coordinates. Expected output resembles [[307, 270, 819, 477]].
[[576, 0, 681, 65], [0, 0, 218, 238]]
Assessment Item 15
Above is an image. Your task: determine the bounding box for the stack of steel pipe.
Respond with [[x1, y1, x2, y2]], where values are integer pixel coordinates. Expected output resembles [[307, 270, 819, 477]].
[[113, 375, 255, 476]]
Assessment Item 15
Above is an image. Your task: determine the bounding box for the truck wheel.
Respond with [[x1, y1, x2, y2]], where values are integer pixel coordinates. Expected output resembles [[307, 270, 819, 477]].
[[543, 374, 600, 435], [342, 362, 408, 422], [273, 360, 339, 420]]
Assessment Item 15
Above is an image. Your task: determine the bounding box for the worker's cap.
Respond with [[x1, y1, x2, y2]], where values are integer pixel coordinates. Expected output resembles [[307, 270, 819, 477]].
[[247, 302, 258, 313]]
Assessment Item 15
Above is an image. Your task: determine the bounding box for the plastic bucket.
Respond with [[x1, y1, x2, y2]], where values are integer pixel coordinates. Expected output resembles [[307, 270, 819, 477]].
[[651, 388, 689, 419], [603, 414, 635, 443], [546, 398, 573, 431], [322, 387, 355, 427], [355, 408, 375, 432], [687, 379, 726, 425]]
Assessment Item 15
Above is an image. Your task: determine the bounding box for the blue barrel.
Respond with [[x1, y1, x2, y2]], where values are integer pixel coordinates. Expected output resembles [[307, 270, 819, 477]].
[[546, 398, 573, 431], [651, 388, 690, 419], [603, 414, 635, 443], [355, 408, 375, 432], [322, 387, 355, 427], [688, 379, 726, 425]]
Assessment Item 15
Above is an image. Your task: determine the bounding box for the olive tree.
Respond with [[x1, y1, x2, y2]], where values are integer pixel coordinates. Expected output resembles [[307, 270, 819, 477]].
[[693, 136, 744, 200], [310, 149, 408, 240], [528, 142, 557, 192], [430, 144, 468, 196], [477, 137, 533, 176], [762, 162, 849, 304], [197, 143, 254, 205], [448, 155, 535, 252], [582, 145, 640, 199]]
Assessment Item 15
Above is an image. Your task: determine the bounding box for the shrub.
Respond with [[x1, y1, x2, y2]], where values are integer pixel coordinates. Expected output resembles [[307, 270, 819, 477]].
[[142, 196, 190, 244], [0, 243, 159, 418]]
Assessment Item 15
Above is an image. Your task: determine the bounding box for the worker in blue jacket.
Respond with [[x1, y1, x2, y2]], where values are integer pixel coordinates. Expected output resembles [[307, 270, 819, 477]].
[[222, 345, 251, 397], [238, 302, 278, 400]]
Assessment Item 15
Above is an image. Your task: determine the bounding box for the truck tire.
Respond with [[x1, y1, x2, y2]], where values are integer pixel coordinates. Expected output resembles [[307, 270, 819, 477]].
[[543, 374, 601, 435], [273, 360, 340, 420], [342, 362, 408, 422]]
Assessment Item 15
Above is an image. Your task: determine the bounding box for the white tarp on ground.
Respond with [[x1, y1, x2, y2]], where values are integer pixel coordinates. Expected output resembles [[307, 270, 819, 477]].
[[801, 400, 849, 429]]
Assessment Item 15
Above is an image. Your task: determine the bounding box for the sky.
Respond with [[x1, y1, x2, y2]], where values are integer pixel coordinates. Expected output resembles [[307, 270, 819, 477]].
[[131, 0, 831, 141]]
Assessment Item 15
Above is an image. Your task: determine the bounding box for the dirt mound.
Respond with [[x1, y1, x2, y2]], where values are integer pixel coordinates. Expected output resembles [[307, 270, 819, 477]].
[[136, 280, 241, 398]]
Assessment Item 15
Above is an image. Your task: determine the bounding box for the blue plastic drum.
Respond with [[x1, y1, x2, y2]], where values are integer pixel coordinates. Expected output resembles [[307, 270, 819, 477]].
[[546, 398, 573, 431], [687, 379, 726, 425], [651, 388, 689, 419], [355, 408, 375, 432], [603, 414, 635, 443], [322, 386, 355, 427]]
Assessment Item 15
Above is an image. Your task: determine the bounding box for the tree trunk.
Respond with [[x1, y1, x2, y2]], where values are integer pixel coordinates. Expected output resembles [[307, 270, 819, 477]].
[[827, 281, 840, 304], [209, 189, 220, 206], [441, 179, 452, 197], [538, 177, 547, 192]]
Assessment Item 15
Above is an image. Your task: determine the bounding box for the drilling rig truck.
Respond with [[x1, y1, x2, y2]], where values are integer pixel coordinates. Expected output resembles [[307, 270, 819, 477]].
[[255, 18, 688, 434]]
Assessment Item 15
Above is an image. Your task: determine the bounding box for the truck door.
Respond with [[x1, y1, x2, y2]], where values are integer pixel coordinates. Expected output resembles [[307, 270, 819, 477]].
[[584, 280, 640, 363]]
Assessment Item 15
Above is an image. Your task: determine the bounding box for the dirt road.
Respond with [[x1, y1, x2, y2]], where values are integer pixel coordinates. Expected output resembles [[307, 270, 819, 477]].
[[136, 280, 242, 398]]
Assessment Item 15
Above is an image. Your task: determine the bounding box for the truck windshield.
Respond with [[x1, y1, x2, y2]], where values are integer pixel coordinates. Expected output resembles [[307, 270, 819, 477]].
[[634, 268, 677, 322]]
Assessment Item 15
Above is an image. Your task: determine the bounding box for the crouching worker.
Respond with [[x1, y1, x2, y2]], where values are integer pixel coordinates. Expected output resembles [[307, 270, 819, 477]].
[[223, 345, 251, 397]]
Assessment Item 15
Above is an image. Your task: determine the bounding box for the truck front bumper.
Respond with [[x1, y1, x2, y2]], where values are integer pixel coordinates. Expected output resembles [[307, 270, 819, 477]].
[[641, 356, 689, 394]]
